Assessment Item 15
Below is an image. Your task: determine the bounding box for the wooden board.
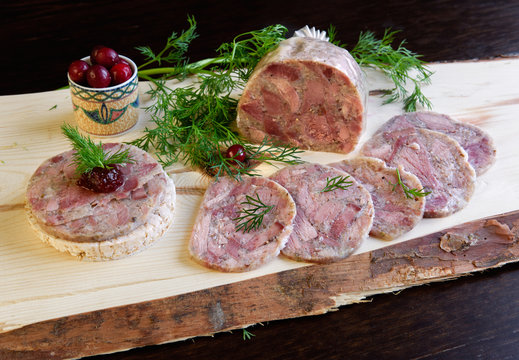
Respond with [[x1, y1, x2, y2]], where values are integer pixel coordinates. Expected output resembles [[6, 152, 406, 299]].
[[1, 57, 519, 358]]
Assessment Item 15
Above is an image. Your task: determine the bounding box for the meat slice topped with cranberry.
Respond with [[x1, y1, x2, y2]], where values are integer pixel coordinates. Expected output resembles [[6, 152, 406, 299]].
[[26, 143, 169, 242], [270, 163, 374, 263], [189, 176, 296, 272], [374, 111, 496, 176], [237, 36, 366, 154], [330, 157, 425, 241], [360, 128, 476, 218]]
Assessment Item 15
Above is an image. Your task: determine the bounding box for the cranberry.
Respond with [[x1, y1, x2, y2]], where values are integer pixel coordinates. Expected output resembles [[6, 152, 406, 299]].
[[117, 58, 131, 67], [90, 46, 120, 69], [86, 64, 111, 88], [77, 165, 124, 193], [90, 45, 105, 62], [68, 60, 90, 85], [110, 62, 133, 85], [225, 144, 247, 163]]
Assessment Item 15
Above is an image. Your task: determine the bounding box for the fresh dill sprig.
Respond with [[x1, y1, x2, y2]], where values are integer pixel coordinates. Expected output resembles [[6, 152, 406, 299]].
[[351, 29, 433, 112], [242, 329, 255, 340], [215, 24, 289, 84], [61, 124, 133, 175], [321, 175, 353, 193], [327, 24, 342, 48], [137, 16, 287, 85], [208, 137, 304, 180], [136, 15, 199, 81], [131, 19, 292, 180], [388, 168, 431, 199], [329, 27, 433, 112], [233, 193, 275, 233], [132, 18, 432, 179], [246, 137, 305, 164]]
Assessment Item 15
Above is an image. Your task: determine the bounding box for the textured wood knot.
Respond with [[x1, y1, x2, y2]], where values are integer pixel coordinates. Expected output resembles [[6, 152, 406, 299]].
[[439, 232, 479, 252], [439, 219, 514, 254], [397, 265, 453, 281], [208, 301, 226, 331]]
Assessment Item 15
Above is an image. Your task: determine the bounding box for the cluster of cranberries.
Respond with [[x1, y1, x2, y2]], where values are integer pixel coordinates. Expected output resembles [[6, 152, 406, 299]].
[[68, 46, 134, 88]]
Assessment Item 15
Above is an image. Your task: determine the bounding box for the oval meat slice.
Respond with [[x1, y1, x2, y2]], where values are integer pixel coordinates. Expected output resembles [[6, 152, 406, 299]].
[[270, 163, 374, 263], [189, 176, 296, 272], [25, 143, 176, 260], [330, 157, 425, 240], [360, 128, 476, 218], [237, 36, 366, 154], [374, 111, 496, 175]]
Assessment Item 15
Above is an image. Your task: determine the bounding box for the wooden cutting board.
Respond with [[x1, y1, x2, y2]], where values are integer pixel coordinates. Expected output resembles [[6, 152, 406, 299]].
[[1, 57, 519, 358]]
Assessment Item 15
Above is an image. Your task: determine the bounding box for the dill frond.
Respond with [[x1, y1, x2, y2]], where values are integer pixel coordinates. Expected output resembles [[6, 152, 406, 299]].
[[61, 124, 133, 175], [233, 193, 275, 233], [321, 175, 353, 193]]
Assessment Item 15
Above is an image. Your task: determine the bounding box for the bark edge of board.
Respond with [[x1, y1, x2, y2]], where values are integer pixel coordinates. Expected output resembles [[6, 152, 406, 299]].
[[1, 210, 518, 359]]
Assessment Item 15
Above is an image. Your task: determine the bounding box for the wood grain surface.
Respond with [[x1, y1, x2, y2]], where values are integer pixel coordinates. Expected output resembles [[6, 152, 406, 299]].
[[1, 211, 518, 359], [2, 1, 519, 359]]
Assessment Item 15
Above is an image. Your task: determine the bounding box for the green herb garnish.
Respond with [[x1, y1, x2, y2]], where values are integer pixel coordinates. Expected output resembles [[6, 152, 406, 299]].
[[61, 124, 133, 175], [242, 329, 255, 340], [329, 26, 432, 112], [388, 168, 431, 199], [132, 17, 432, 179], [209, 137, 304, 180], [130, 18, 296, 179], [233, 193, 274, 233], [321, 175, 353, 193], [135, 15, 199, 82], [136, 16, 287, 83]]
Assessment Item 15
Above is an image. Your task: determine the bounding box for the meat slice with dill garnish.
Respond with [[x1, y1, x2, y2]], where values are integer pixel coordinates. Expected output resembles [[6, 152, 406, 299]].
[[188, 176, 296, 272], [25, 143, 176, 260], [270, 163, 373, 263], [360, 127, 476, 218], [330, 157, 425, 240], [373, 111, 496, 176]]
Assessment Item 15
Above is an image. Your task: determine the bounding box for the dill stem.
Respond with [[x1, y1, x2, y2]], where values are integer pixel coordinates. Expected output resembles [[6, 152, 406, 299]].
[[138, 67, 180, 76], [137, 73, 154, 82], [138, 57, 230, 78]]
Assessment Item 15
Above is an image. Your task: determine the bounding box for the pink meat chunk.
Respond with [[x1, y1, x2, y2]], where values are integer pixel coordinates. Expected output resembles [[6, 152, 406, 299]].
[[270, 163, 373, 263], [330, 157, 425, 240], [375, 111, 496, 176], [361, 128, 476, 218], [26, 143, 168, 241], [237, 36, 366, 154], [188, 176, 296, 272]]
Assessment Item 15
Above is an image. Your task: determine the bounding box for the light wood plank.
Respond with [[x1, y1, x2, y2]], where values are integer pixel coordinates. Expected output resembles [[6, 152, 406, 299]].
[[1, 210, 518, 359], [0, 58, 518, 337]]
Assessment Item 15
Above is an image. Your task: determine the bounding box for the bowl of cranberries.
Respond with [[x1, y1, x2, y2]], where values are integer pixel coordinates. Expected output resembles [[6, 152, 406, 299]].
[[67, 46, 140, 136]]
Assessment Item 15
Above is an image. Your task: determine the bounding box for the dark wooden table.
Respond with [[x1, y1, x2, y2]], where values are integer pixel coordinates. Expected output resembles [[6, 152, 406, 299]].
[[3, 1, 519, 359]]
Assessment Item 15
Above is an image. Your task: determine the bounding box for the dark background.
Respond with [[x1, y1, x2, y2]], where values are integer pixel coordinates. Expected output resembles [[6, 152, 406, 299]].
[[2, 0, 519, 95], [3, 1, 519, 359]]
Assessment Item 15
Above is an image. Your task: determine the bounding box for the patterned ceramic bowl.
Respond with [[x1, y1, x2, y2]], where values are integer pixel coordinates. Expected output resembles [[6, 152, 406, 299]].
[[68, 55, 139, 136]]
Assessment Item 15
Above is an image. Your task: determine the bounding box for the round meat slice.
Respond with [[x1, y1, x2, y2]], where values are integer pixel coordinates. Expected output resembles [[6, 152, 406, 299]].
[[360, 128, 476, 218], [270, 163, 374, 263], [330, 157, 425, 240], [25, 143, 176, 261], [374, 111, 496, 175], [189, 176, 296, 272], [237, 36, 366, 154]]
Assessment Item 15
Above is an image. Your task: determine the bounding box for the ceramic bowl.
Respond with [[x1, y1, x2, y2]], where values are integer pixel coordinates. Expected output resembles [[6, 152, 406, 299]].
[[68, 55, 139, 136]]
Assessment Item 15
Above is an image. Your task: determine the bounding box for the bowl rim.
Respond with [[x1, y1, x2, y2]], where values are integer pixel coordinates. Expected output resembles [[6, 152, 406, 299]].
[[68, 55, 138, 91]]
